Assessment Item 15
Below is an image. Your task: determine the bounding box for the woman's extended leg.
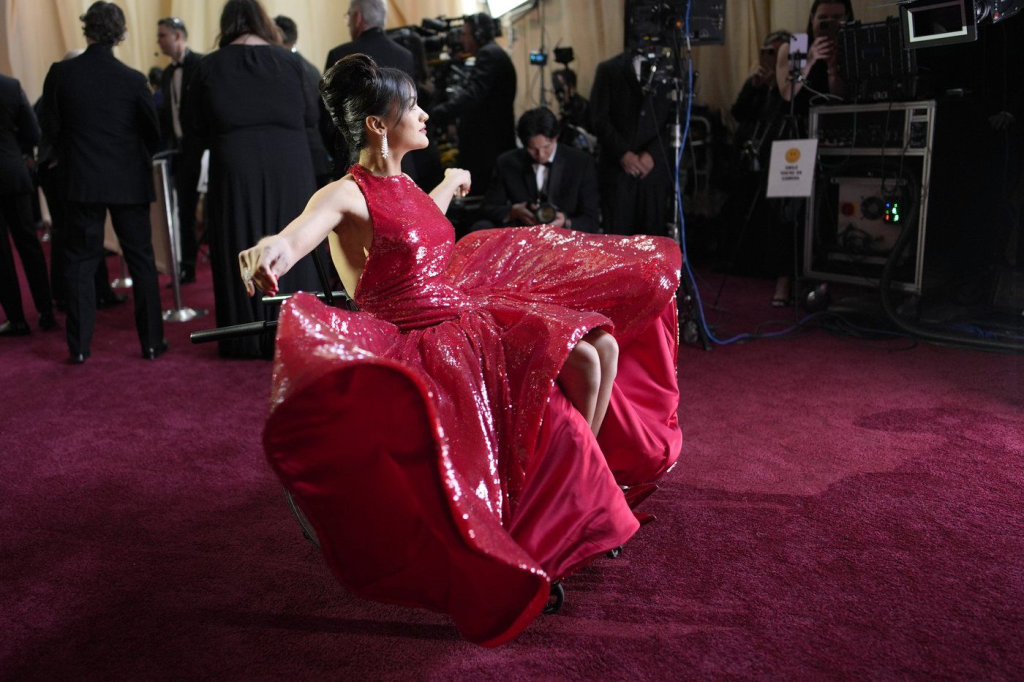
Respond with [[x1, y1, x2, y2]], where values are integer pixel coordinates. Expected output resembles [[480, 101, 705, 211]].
[[557, 330, 619, 436], [585, 329, 618, 436], [558, 340, 600, 428]]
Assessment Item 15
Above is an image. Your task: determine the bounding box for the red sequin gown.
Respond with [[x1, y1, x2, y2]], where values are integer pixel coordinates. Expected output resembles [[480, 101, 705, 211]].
[[264, 164, 682, 646]]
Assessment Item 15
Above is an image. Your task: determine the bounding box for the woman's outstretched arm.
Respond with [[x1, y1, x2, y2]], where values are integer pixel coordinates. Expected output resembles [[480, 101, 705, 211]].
[[429, 167, 472, 215], [238, 178, 363, 296]]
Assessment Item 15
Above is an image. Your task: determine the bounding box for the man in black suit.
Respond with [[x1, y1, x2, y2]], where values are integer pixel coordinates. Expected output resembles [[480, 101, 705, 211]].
[[432, 13, 516, 196], [275, 15, 333, 188], [41, 1, 165, 364], [590, 50, 672, 236], [0, 74, 54, 336], [479, 107, 600, 233], [157, 16, 203, 284], [322, 0, 415, 177]]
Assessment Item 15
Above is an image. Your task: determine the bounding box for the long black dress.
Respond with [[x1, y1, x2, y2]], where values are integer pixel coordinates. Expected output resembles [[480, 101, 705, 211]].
[[188, 44, 320, 358]]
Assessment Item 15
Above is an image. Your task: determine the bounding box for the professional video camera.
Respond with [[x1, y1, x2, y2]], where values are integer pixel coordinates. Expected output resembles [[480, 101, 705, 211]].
[[624, 0, 725, 91]]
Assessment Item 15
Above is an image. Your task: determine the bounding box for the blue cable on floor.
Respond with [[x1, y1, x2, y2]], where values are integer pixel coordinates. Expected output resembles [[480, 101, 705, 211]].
[[674, 3, 831, 346]]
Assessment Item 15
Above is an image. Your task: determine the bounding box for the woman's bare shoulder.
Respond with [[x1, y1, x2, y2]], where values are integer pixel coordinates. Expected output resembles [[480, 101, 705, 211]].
[[312, 175, 368, 219]]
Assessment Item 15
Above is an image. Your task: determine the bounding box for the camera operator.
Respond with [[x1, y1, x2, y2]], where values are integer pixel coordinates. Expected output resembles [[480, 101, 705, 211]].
[[431, 12, 516, 196], [552, 68, 594, 151], [478, 107, 600, 233], [589, 48, 672, 236], [776, 0, 853, 113]]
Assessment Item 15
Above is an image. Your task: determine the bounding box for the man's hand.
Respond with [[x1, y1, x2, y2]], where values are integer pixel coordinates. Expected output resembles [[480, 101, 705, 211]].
[[637, 152, 655, 179], [551, 211, 568, 228], [508, 202, 538, 225], [621, 151, 646, 178]]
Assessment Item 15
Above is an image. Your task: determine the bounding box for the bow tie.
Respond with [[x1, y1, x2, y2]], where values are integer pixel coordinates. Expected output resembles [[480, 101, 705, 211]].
[[535, 161, 553, 168]]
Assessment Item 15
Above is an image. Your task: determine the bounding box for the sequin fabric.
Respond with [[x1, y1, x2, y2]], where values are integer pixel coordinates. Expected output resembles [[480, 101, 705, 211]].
[[264, 164, 683, 646]]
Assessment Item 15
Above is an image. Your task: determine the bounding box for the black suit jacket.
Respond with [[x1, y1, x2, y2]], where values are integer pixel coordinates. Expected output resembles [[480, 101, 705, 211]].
[[324, 27, 415, 75], [589, 52, 671, 178], [158, 48, 203, 152], [0, 74, 40, 196], [41, 44, 159, 204], [433, 41, 516, 190], [322, 28, 415, 170], [481, 145, 600, 233]]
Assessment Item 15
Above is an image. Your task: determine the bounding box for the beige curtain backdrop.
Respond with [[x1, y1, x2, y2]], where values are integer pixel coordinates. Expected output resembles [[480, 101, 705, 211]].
[[1, 0, 895, 121]]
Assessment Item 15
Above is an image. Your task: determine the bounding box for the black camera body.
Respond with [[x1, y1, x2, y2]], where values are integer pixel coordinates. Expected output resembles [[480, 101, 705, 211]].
[[535, 202, 560, 224]]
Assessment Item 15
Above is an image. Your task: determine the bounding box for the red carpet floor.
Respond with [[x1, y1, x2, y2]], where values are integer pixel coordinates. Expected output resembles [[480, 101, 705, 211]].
[[1, 254, 1022, 679]]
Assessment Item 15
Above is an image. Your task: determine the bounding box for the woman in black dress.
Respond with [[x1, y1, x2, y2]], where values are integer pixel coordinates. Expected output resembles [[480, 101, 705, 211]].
[[188, 0, 319, 358], [770, 0, 853, 306]]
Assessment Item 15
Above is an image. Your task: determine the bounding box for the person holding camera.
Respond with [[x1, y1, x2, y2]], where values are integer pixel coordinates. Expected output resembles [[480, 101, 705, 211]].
[[775, 0, 853, 111], [478, 107, 600, 233], [431, 12, 516, 196]]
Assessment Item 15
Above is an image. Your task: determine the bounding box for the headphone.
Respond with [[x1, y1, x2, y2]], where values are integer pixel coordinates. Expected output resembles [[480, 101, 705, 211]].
[[465, 13, 495, 46]]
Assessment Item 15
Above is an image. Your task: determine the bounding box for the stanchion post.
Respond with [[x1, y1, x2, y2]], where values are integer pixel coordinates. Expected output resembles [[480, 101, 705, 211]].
[[155, 157, 207, 323]]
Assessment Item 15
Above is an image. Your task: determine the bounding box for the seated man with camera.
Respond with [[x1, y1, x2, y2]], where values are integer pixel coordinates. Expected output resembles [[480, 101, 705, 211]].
[[478, 107, 601, 233]]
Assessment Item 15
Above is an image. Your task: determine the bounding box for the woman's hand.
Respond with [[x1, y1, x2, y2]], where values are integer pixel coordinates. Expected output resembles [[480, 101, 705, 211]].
[[238, 237, 287, 297], [445, 167, 472, 197], [808, 36, 836, 69], [430, 168, 472, 213]]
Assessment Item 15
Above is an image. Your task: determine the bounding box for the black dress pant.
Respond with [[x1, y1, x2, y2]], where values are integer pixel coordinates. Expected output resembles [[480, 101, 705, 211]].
[[65, 202, 163, 355], [173, 151, 202, 272], [0, 192, 52, 323], [39, 166, 115, 305]]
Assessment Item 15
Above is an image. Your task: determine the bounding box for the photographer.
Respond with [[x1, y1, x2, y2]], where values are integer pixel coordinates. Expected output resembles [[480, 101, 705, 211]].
[[726, 31, 800, 307], [479, 107, 600, 233], [775, 0, 853, 111], [431, 13, 516, 196], [552, 68, 593, 152]]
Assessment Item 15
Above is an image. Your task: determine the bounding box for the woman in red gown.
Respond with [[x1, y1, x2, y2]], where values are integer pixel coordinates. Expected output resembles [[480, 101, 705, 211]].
[[238, 55, 682, 646]]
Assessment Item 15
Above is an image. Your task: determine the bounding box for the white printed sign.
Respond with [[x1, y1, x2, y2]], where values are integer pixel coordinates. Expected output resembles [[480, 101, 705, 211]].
[[766, 139, 819, 198]]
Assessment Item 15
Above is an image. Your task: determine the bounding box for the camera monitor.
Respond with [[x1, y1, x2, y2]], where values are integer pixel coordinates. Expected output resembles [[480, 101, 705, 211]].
[[487, 0, 534, 18], [900, 0, 978, 49]]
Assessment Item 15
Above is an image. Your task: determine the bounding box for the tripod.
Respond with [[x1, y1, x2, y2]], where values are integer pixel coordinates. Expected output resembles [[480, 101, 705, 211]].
[[663, 70, 712, 350]]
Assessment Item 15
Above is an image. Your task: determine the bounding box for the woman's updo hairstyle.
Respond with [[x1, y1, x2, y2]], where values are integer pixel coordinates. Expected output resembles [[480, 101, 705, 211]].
[[320, 54, 417, 165]]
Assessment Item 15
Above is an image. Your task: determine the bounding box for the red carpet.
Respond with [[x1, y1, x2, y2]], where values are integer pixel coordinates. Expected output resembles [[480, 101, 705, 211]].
[[1, 253, 1022, 679]]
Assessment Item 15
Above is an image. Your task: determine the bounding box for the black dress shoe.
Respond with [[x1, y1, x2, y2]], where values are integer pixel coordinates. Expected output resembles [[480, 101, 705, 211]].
[[97, 292, 128, 309], [0, 320, 31, 337], [166, 267, 196, 288], [39, 312, 58, 330], [68, 352, 89, 365], [142, 339, 169, 360]]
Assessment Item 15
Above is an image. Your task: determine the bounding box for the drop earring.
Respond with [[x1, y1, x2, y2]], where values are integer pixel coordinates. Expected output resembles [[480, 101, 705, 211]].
[[381, 132, 389, 160]]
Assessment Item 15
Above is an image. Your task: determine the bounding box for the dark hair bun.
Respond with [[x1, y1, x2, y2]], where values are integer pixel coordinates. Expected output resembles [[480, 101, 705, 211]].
[[320, 54, 417, 168]]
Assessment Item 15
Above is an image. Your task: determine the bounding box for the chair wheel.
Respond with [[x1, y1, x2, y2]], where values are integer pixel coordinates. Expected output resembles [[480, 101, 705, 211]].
[[543, 581, 565, 614], [607, 545, 623, 559]]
